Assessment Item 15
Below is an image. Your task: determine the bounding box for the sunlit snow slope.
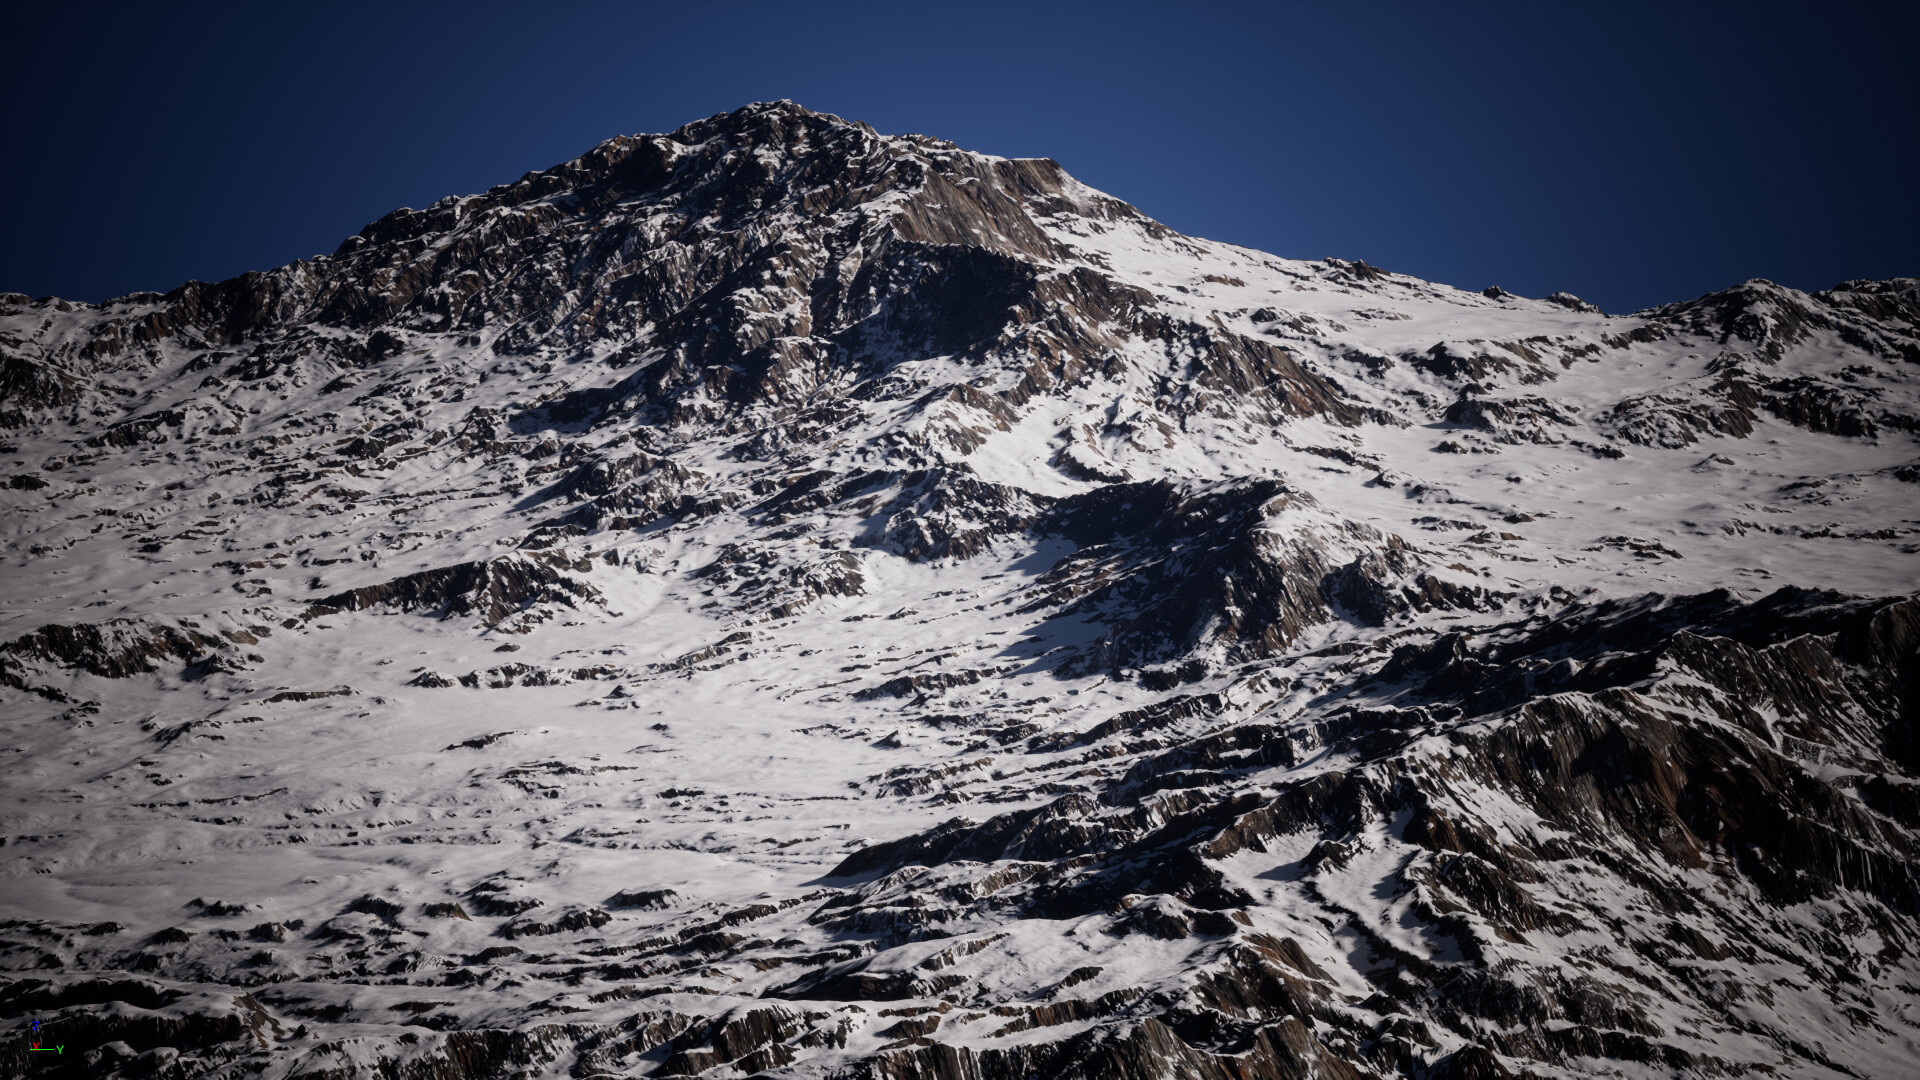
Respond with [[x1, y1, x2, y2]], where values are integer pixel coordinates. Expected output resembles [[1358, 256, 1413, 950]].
[[2, 102, 1918, 1080]]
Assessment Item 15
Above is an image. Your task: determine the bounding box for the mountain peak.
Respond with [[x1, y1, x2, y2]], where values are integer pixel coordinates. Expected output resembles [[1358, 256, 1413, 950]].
[[1, 104, 1917, 1080], [672, 98, 872, 139]]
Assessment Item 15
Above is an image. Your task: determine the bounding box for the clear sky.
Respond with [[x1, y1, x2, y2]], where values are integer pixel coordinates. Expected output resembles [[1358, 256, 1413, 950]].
[[3, 1, 1914, 314]]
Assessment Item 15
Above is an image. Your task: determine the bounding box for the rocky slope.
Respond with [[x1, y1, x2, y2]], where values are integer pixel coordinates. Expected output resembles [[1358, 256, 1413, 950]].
[[1, 101, 1917, 1079]]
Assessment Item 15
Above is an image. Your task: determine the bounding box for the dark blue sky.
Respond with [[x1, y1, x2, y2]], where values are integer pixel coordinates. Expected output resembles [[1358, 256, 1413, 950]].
[[4, 1, 1914, 314]]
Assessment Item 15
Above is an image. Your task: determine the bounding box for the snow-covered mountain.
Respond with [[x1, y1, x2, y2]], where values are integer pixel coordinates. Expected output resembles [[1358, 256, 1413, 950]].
[[2, 101, 1917, 1079]]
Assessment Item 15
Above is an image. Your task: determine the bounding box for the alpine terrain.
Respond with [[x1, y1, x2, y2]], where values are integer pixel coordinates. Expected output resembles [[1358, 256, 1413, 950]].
[[4, 102, 1919, 1079]]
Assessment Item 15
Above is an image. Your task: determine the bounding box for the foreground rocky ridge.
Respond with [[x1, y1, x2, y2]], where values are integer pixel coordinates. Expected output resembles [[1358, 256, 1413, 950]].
[[1, 102, 1917, 1078]]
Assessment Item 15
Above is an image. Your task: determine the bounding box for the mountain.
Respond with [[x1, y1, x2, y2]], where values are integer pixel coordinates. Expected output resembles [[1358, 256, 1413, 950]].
[[1, 100, 1917, 1080]]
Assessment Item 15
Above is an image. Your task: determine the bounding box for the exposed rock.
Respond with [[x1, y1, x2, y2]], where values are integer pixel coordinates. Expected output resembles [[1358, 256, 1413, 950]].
[[303, 553, 600, 627], [1443, 395, 1579, 444]]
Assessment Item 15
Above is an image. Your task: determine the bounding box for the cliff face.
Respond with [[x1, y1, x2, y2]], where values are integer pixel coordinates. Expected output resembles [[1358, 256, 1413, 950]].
[[1, 102, 1917, 1079]]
